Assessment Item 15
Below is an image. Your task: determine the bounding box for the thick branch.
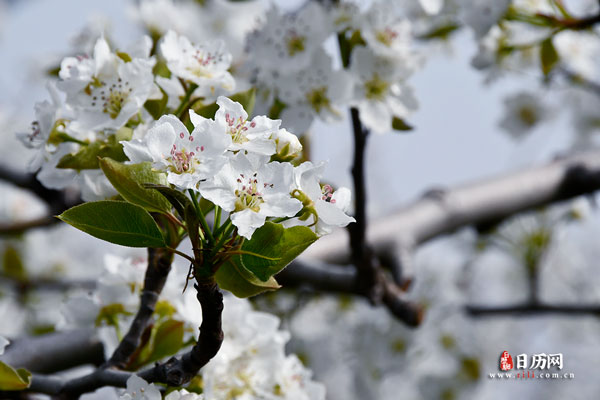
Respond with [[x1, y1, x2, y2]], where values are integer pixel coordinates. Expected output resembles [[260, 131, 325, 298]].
[[304, 150, 600, 263], [105, 248, 174, 368], [466, 303, 600, 316], [0, 328, 104, 373]]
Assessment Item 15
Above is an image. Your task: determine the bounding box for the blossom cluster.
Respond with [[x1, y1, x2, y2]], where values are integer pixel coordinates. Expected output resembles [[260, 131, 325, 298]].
[[18, 30, 354, 239]]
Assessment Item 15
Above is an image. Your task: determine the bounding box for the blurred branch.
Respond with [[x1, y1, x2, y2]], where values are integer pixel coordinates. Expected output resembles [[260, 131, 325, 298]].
[[466, 303, 600, 316], [104, 248, 174, 369], [304, 150, 600, 268], [0, 166, 81, 235], [0, 328, 104, 373], [278, 260, 422, 326]]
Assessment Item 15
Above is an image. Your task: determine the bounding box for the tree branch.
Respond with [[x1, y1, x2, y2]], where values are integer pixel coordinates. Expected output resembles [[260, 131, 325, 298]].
[[465, 303, 600, 316], [104, 248, 174, 368], [0, 328, 104, 373], [303, 150, 600, 266], [278, 260, 422, 326]]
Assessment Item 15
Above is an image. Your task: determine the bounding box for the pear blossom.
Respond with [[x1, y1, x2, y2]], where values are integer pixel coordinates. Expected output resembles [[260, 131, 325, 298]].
[[360, 1, 415, 60], [122, 113, 229, 190], [276, 49, 352, 133], [419, 0, 444, 15], [160, 30, 235, 97], [119, 375, 161, 400], [200, 152, 302, 239], [211, 96, 279, 156], [246, 3, 330, 74], [458, 0, 510, 38], [287, 161, 355, 235], [498, 91, 548, 140], [271, 128, 303, 160], [350, 46, 418, 134], [57, 36, 158, 132], [164, 389, 204, 400], [554, 31, 600, 81]]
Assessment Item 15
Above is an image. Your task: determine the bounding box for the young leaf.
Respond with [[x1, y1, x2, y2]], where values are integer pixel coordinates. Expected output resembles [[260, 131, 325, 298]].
[[540, 37, 559, 77], [0, 361, 31, 391], [58, 201, 166, 248], [99, 158, 171, 214], [57, 138, 128, 170], [128, 318, 184, 369], [215, 257, 281, 298], [238, 222, 317, 282], [392, 117, 414, 132]]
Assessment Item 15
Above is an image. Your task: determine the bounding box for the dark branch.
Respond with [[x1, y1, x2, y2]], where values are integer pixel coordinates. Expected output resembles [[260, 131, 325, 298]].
[[466, 303, 600, 316], [104, 248, 174, 369], [0, 328, 104, 373], [278, 260, 421, 326]]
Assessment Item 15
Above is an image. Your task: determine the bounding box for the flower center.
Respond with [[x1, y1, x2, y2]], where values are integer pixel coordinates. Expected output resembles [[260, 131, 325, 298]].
[[234, 173, 272, 212], [168, 133, 202, 174], [364, 75, 389, 100], [518, 106, 538, 127], [321, 184, 336, 204], [286, 33, 306, 56], [306, 87, 331, 113], [225, 113, 256, 144], [375, 27, 399, 47], [88, 78, 133, 119]]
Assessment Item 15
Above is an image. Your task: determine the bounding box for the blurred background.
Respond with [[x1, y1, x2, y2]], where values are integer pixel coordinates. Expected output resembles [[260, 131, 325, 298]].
[[1, 0, 600, 399]]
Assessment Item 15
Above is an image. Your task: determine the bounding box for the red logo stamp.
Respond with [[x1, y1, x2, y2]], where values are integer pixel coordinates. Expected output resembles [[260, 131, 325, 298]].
[[500, 351, 513, 371]]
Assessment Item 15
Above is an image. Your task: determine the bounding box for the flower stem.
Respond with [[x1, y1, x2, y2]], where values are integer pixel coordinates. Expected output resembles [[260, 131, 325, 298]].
[[188, 189, 215, 244]]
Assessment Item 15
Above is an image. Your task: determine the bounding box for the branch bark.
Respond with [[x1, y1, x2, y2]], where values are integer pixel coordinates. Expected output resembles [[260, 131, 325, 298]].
[[104, 248, 174, 368], [303, 150, 600, 265]]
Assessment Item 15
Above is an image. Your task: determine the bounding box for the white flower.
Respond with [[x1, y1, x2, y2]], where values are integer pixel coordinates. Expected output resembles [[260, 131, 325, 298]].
[[554, 31, 600, 81], [276, 49, 351, 133], [350, 46, 418, 134], [164, 389, 204, 400], [419, 0, 444, 15], [498, 91, 548, 140], [212, 96, 279, 156], [288, 161, 355, 235], [119, 375, 161, 400], [360, 1, 415, 60], [271, 128, 302, 159], [0, 335, 9, 355], [123, 113, 229, 190], [459, 0, 510, 38], [246, 3, 330, 73], [58, 36, 157, 132], [200, 153, 302, 239], [160, 30, 235, 97]]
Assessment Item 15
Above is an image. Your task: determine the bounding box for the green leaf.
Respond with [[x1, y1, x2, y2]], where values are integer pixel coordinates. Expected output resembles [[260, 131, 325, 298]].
[[56, 137, 128, 170], [418, 24, 460, 40], [58, 201, 166, 248], [215, 257, 281, 298], [540, 37, 559, 77], [144, 88, 169, 120], [116, 51, 132, 63], [238, 222, 317, 282], [193, 88, 256, 119], [99, 158, 171, 214], [2, 246, 26, 282], [0, 361, 31, 391], [392, 117, 414, 132], [129, 319, 184, 369]]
